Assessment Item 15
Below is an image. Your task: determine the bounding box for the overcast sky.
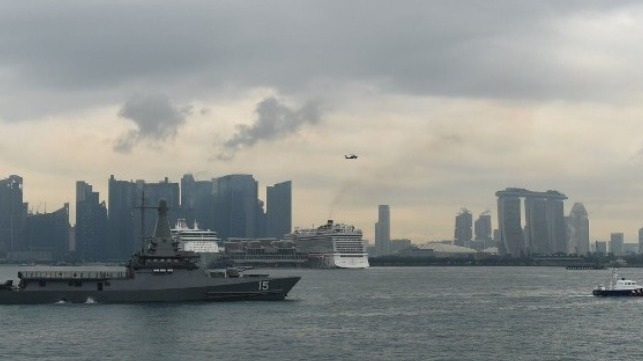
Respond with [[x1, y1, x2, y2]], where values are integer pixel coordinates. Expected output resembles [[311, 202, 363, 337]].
[[3, 1, 643, 243]]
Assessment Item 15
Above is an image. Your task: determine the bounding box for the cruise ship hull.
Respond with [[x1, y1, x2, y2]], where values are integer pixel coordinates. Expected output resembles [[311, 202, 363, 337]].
[[0, 273, 300, 304], [332, 255, 370, 269]]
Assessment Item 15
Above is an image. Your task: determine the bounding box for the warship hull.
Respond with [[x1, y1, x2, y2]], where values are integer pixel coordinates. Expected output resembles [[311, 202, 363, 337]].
[[0, 274, 300, 304]]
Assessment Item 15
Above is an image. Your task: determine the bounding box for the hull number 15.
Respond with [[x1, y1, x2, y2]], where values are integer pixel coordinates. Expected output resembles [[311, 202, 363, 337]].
[[259, 280, 270, 291]]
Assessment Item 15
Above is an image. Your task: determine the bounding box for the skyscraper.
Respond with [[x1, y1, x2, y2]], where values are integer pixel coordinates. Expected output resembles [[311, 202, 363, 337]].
[[497, 193, 524, 256], [76, 181, 108, 261], [474, 212, 492, 243], [375, 205, 390, 256], [567, 202, 589, 255], [525, 197, 549, 254], [180, 174, 215, 230], [454, 209, 472, 247], [610, 233, 624, 256], [108, 175, 138, 260], [496, 188, 568, 256], [266, 181, 292, 239], [26, 203, 70, 261], [0, 175, 27, 257], [213, 174, 260, 240], [546, 197, 568, 254]]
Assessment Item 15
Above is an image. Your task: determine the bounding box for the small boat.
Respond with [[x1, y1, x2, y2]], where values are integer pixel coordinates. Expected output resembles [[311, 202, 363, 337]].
[[592, 269, 643, 296]]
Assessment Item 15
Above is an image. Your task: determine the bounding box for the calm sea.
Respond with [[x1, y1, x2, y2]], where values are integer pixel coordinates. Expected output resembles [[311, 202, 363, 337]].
[[0, 265, 638, 361]]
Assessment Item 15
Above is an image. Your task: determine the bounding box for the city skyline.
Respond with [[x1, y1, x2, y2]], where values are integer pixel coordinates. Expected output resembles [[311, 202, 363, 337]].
[[5, 2, 643, 243], [10, 172, 643, 248], [8, 173, 643, 245], [5, 170, 640, 261]]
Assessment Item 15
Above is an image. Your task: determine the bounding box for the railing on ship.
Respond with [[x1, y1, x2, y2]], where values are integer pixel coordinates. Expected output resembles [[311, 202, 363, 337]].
[[18, 270, 128, 280]]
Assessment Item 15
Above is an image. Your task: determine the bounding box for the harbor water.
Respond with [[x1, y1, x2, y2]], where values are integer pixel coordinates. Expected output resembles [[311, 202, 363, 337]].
[[0, 265, 639, 361]]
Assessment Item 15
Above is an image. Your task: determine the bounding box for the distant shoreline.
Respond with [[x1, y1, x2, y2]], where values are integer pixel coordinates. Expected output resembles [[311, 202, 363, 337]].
[[368, 255, 642, 268], [2, 255, 641, 269]]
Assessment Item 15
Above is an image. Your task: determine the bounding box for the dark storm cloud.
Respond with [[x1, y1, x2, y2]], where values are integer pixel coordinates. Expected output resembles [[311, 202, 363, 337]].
[[218, 97, 322, 160], [0, 1, 641, 119], [114, 94, 190, 153]]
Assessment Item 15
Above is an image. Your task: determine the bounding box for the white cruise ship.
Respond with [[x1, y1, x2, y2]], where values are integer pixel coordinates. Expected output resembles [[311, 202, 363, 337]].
[[171, 219, 223, 268], [285, 220, 369, 269]]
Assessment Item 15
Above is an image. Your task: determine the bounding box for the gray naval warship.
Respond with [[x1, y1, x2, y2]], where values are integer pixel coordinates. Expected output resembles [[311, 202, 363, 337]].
[[0, 200, 300, 304]]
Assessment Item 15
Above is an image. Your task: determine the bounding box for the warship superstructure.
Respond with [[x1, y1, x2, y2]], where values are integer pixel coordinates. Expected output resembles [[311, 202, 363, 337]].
[[0, 200, 300, 304]]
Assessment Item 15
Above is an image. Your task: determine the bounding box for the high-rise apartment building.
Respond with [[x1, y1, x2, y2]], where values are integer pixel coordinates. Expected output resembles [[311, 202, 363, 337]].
[[454, 209, 472, 247], [375, 205, 391, 256], [567, 203, 590, 255], [76, 181, 108, 261], [266, 181, 292, 239]]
